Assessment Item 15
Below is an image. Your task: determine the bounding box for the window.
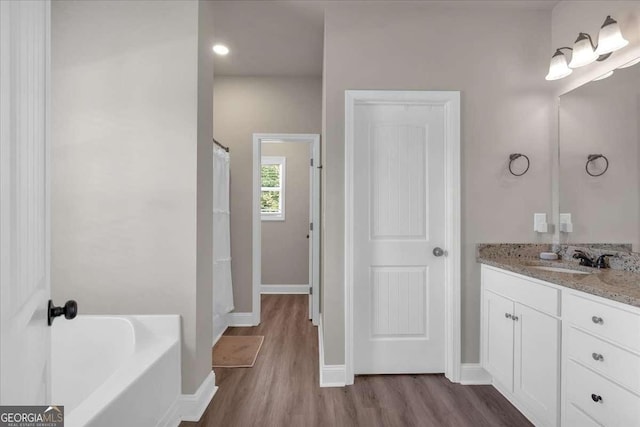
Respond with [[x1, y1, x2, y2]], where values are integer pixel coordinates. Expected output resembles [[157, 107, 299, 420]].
[[261, 156, 286, 221]]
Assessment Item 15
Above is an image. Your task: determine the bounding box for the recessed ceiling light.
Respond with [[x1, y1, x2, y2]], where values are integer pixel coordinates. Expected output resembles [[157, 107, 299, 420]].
[[213, 44, 229, 56]]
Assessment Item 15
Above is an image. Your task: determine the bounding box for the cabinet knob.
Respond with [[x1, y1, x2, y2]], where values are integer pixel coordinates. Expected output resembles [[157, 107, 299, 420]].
[[591, 394, 603, 403], [513, 315, 519, 321], [591, 316, 604, 325], [505, 313, 512, 319], [592, 352, 604, 362]]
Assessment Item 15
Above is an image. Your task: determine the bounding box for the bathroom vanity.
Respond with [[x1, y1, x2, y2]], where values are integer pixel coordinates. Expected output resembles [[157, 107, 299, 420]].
[[478, 37, 640, 427], [478, 254, 640, 427]]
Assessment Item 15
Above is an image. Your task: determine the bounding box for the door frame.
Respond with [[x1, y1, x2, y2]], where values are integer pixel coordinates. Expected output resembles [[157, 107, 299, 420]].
[[252, 133, 321, 326], [344, 90, 461, 385]]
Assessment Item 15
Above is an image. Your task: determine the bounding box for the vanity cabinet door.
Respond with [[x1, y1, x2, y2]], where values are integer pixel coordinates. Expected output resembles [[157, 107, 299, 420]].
[[514, 303, 560, 427], [481, 265, 562, 427], [483, 290, 515, 391]]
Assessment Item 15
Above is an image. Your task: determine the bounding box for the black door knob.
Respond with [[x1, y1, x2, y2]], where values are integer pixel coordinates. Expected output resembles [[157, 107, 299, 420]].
[[433, 247, 445, 257], [48, 299, 78, 326]]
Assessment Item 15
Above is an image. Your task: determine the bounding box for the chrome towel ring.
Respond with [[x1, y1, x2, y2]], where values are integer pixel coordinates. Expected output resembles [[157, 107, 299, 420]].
[[508, 153, 530, 176], [586, 154, 609, 177]]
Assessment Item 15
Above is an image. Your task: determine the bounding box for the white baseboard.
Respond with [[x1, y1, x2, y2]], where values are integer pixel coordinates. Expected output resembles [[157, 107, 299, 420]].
[[260, 284, 310, 294], [321, 364, 347, 387], [158, 371, 217, 426], [179, 371, 217, 422], [228, 312, 254, 327], [459, 363, 492, 385], [318, 315, 346, 387]]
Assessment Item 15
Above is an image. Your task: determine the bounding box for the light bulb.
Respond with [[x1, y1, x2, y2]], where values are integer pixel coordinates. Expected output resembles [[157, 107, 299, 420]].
[[213, 44, 230, 56]]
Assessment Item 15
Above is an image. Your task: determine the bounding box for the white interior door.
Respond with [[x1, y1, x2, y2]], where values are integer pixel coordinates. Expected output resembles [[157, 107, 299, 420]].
[[353, 99, 446, 374], [0, 0, 51, 404], [253, 134, 320, 326], [308, 143, 313, 320], [309, 138, 320, 325]]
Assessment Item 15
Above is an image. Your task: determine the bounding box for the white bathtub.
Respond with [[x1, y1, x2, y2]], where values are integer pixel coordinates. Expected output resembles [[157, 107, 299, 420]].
[[52, 315, 181, 427]]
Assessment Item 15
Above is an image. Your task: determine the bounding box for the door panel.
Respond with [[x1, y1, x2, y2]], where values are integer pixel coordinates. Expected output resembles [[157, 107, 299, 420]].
[[354, 102, 445, 374], [370, 124, 427, 240], [370, 267, 427, 337], [0, 0, 51, 404], [483, 290, 514, 390]]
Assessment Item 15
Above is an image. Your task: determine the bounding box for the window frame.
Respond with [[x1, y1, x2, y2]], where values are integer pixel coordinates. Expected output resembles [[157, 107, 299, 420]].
[[260, 156, 286, 221]]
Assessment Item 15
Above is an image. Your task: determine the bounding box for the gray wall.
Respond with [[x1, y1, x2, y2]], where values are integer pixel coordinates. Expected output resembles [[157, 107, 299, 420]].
[[261, 143, 310, 285], [321, 2, 554, 365], [51, 0, 214, 394], [195, 0, 215, 394], [213, 76, 322, 311]]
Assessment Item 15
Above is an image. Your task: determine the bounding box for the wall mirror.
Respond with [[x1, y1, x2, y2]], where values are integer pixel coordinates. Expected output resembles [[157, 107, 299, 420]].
[[558, 62, 640, 250]]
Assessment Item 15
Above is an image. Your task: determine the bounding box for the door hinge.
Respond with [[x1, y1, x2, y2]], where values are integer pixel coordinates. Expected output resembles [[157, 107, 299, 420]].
[[310, 222, 313, 231], [309, 286, 313, 295], [310, 158, 314, 167]]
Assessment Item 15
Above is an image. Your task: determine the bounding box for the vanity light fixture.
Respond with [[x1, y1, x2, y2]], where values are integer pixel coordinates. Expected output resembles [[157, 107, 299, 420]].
[[595, 16, 629, 55], [568, 33, 600, 68], [617, 57, 640, 69], [545, 48, 573, 80], [213, 44, 230, 55], [592, 70, 614, 81], [546, 15, 628, 80]]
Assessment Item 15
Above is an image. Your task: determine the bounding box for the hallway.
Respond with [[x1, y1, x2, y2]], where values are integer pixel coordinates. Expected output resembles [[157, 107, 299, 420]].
[[183, 295, 532, 427]]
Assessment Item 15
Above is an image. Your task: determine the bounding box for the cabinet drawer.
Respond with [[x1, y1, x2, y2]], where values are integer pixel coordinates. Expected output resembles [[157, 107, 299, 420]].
[[564, 292, 640, 353], [566, 326, 640, 393], [564, 402, 602, 427], [482, 266, 560, 316], [565, 360, 640, 427]]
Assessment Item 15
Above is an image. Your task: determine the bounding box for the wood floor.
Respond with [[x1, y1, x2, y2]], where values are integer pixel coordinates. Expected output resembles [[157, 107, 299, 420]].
[[182, 295, 532, 427]]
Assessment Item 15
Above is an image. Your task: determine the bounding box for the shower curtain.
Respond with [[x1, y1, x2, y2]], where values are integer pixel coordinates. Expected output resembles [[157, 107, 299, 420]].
[[213, 146, 234, 318]]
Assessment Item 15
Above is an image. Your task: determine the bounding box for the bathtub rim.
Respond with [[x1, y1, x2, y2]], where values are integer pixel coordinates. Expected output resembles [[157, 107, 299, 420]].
[[52, 314, 181, 427]]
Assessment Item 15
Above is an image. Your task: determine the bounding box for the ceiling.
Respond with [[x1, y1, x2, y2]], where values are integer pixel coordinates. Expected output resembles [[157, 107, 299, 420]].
[[212, 0, 560, 77]]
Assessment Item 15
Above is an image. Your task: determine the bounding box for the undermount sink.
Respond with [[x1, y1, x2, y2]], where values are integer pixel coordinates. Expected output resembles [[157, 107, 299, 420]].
[[529, 266, 593, 275]]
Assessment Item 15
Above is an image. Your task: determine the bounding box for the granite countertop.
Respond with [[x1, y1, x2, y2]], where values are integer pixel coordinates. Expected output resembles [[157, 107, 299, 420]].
[[477, 256, 640, 308]]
